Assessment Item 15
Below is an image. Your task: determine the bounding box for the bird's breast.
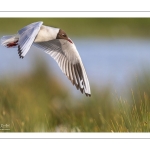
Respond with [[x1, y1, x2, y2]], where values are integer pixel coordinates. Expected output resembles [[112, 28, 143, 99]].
[[34, 25, 59, 43]]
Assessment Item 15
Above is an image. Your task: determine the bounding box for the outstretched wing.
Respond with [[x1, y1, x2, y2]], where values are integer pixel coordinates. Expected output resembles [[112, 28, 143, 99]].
[[34, 39, 91, 96], [18, 21, 43, 58]]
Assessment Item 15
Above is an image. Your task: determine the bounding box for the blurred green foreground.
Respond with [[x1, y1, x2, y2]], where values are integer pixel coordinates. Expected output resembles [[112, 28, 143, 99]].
[[0, 60, 150, 132]]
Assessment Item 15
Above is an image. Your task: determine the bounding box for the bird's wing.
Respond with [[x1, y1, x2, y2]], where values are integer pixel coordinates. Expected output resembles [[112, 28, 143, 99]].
[[34, 39, 91, 96], [18, 21, 43, 58]]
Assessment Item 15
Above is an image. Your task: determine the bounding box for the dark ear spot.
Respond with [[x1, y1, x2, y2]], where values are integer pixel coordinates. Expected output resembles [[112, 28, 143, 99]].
[[56, 29, 68, 39]]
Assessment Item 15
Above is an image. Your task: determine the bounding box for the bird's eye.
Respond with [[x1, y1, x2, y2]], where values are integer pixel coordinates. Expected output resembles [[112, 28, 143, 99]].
[[62, 34, 66, 37]]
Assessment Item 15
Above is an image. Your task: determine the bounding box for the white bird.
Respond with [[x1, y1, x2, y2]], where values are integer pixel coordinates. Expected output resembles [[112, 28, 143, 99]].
[[1, 21, 91, 97]]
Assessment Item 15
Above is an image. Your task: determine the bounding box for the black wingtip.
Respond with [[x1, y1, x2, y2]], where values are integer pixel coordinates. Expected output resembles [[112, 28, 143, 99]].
[[18, 45, 24, 59], [85, 93, 91, 97], [20, 56, 24, 59]]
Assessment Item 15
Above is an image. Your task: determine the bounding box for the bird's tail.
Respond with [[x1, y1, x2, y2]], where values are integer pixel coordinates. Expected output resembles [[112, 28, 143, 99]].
[[1, 34, 19, 48]]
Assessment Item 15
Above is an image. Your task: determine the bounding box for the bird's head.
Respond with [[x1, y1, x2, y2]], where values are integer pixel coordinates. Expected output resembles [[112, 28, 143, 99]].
[[56, 29, 73, 44]]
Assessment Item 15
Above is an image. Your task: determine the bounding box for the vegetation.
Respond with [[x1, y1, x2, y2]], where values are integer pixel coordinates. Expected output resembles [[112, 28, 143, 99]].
[[0, 60, 150, 132], [1, 18, 150, 37]]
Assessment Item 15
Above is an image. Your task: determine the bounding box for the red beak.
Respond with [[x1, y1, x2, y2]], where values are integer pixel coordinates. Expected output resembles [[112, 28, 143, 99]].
[[67, 38, 73, 44]]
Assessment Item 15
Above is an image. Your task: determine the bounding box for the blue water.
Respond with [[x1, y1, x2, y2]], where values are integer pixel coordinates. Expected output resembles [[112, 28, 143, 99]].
[[0, 37, 150, 95]]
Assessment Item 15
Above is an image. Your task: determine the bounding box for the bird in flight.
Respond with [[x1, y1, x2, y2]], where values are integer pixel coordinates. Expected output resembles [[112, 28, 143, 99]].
[[1, 21, 91, 96]]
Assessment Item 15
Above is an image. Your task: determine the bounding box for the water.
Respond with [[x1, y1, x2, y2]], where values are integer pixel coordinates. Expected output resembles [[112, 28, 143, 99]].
[[0, 37, 150, 95]]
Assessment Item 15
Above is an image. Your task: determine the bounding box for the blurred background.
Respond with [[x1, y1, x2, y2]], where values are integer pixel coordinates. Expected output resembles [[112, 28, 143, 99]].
[[1, 18, 150, 132]]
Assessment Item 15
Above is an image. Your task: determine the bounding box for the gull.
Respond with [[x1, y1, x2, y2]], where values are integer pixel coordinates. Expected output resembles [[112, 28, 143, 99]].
[[1, 21, 91, 96]]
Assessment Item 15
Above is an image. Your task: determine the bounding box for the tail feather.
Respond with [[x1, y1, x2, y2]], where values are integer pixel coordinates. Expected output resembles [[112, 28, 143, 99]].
[[1, 34, 19, 48]]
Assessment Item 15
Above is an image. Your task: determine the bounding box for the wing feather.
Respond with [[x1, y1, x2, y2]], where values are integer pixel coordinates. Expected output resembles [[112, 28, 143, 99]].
[[59, 55, 64, 69], [68, 63, 73, 82], [66, 60, 69, 77], [17, 21, 43, 58], [34, 39, 91, 96]]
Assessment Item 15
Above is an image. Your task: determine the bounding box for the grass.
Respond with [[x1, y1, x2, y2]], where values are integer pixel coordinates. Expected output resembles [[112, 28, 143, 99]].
[[0, 60, 150, 132]]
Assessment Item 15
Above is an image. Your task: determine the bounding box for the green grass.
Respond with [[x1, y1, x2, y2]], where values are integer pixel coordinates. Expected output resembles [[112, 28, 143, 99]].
[[1, 60, 150, 132]]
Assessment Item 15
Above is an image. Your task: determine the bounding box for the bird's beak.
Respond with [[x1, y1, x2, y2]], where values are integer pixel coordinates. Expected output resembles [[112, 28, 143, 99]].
[[67, 38, 73, 44]]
